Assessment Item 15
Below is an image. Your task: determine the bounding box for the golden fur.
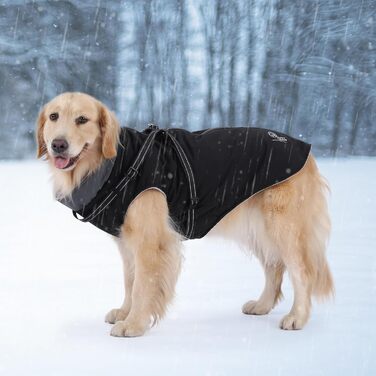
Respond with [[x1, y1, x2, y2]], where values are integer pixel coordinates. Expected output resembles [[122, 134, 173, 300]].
[[37, 92, 334, 337]]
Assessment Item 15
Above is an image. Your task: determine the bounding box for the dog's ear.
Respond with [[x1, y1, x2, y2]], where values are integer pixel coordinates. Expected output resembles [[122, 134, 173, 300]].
[[98, 102, 120, 159], [36, 106, 47, 158]]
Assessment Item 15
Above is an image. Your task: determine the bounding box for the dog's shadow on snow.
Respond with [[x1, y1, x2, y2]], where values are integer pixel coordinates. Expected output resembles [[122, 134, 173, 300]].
[[59, 308, 314, 342], [61, 316, 112, 341], [156, 310, 285, 338]]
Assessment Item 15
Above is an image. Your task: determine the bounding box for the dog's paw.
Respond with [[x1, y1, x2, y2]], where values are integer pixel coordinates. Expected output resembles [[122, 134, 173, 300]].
[[110, 319, 147, 337], [279, 314, 306, 330], [242, 300, 272, 315], [105, 308, 129, 324]]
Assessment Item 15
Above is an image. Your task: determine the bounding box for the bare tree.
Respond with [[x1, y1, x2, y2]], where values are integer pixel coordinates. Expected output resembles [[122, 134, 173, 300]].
[[227, 1, 240, 126], [243, 0, 254, 126], [199, 2, 216, 128]]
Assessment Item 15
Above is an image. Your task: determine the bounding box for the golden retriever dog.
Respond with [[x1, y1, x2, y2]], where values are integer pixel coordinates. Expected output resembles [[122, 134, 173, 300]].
[[36, 92, 333, 337]]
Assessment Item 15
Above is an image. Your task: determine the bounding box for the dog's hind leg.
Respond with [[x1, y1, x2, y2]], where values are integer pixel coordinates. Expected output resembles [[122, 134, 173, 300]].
[[259, 180, 314, 330], [278, 256, 312, 330], [260, 155, 333, 330], [105, 240, 135, 324], [110, 189, 182, 337], [209, 195, 286, 316], [242, 261, 285, 315]]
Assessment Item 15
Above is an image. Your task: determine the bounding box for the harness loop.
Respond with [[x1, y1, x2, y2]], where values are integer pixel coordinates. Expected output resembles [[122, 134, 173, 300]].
[[127, 166, 139, 179]]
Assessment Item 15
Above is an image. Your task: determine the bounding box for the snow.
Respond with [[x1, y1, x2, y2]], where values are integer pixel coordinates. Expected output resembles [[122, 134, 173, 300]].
[[0, 158, 375, 375]]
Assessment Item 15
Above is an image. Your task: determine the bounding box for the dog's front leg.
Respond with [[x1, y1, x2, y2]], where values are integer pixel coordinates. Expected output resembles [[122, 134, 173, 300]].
[[105, 239, 135, 324], [110, 190, 182, 337]]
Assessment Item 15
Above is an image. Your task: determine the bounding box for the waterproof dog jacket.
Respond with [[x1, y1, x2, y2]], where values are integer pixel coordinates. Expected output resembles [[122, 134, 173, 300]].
[[59, 126, 311, 239]]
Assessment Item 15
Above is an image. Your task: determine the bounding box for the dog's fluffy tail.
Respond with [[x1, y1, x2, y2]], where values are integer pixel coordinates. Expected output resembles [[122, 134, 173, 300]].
[[305, 157, 334, 300]]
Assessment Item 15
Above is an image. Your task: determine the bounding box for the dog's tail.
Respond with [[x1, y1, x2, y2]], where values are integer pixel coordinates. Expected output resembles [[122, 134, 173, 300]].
[[304, 157, 334, 300]]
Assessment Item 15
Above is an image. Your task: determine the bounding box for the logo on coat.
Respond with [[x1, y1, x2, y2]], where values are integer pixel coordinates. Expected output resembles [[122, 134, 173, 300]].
[[268, 131, 287, 143]]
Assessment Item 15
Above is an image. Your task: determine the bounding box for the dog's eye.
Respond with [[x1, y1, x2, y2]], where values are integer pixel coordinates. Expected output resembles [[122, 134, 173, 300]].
[[49, 113, 59, 121], [76, 116, 89, 125]]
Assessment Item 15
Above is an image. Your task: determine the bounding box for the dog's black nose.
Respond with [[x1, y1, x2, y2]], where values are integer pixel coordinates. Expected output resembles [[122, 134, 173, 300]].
[[51, 139, 68, 154]]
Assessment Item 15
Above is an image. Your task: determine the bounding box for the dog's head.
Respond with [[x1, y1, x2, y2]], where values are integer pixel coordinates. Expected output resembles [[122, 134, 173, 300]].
[[36, 92, 120, 195]]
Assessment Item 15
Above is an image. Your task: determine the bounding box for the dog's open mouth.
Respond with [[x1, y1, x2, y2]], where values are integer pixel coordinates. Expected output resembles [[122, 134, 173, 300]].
[[53, 144, 88, 170]]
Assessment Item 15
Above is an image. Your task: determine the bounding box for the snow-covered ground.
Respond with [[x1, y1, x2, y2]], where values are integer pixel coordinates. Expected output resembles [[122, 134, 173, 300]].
[[0, 158, 375, 375]]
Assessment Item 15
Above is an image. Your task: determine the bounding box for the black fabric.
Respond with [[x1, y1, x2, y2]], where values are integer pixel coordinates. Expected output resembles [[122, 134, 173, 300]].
[[70, 126, 311, 239]]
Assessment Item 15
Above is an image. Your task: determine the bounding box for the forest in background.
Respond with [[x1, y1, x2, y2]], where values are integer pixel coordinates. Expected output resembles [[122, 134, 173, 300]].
[[0, 0, 375, 159]]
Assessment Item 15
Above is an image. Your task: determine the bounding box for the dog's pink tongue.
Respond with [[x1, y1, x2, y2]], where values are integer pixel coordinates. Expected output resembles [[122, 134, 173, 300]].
[[54, 156, 70, 169]]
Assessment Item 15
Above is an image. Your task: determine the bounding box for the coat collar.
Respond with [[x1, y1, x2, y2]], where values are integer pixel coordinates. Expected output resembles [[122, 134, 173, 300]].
[[58, 157, 115, 211]]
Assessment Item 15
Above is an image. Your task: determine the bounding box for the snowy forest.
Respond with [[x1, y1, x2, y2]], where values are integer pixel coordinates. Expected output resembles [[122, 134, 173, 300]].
[[0, 0, 375, 159]]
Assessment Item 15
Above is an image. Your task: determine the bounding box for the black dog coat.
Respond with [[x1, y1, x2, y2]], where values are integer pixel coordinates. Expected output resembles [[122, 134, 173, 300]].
[[59, 126, 311, 239]]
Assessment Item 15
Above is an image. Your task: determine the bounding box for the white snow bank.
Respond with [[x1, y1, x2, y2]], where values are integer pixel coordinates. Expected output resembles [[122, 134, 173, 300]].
[[0, 158, 375, 375]]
